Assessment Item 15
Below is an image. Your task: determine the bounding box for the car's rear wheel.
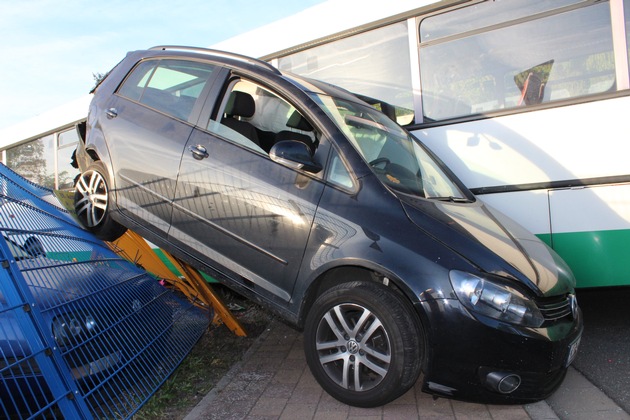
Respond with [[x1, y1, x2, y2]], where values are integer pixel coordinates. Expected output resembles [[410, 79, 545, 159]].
[[74, 161, 126, 241], [304, 280, 424, 407]]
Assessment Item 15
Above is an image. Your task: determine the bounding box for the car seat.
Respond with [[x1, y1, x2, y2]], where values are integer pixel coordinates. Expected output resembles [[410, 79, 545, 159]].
[[221, 91, 261, 146], [275, 110, 316, 154]]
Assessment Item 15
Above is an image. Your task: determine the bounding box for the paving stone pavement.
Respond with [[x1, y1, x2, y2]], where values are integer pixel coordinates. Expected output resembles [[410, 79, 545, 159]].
[[185, 320, 629, 420]]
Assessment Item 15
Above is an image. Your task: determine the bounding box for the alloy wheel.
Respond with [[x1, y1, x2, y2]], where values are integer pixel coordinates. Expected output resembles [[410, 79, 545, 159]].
[[75, 169, 108, 228], [314, 303, 392, 391]]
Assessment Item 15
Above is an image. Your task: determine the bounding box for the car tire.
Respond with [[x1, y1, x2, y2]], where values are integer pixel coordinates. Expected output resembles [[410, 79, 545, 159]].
[[74, 161, 127, 241], [304, 280, 423, 407]]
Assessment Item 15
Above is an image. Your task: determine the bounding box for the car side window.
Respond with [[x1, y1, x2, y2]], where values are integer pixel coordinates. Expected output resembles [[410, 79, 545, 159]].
[[118, 59, 216, 121], [209, 79, 318, 156], [326, 148, 354, 190]]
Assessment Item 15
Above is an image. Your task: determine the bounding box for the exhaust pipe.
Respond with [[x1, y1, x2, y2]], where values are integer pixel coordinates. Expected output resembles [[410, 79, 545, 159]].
[[485, 372, 521, 394]]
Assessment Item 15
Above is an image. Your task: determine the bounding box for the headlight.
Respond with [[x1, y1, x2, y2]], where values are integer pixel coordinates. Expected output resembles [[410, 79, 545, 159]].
[[52, 313, 97, 347], [449, 270, 544, 327]]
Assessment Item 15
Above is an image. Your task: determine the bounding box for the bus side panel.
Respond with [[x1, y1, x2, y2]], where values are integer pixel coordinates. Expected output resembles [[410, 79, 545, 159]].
[[478, 191, 551, 236], [468, 186, 630, 288], [415, 96, 630, 190], [548, 184, 630, 288]]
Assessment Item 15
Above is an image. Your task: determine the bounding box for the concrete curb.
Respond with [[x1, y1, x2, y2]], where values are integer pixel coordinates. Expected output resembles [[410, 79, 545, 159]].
[[545, 367, 630, 419]]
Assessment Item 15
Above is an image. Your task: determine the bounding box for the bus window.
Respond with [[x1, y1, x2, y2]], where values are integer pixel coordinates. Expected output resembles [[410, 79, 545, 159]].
[[419, 1, 616, 121], [420, 0, 584, 42], [57, 129, 80, 190], [278, 22, 415, 126], [6, 135, 55, 189]]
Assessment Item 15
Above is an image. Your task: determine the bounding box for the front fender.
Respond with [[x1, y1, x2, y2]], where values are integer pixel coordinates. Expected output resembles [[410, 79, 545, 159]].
[[292, 214, 472, 328]]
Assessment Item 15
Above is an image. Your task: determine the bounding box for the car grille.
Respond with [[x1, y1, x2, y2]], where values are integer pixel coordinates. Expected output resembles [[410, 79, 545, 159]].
[[537, 294, 574, 323]]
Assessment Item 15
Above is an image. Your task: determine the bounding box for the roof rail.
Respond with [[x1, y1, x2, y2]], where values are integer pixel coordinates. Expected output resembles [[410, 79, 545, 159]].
[[150, 45, 281, 74]]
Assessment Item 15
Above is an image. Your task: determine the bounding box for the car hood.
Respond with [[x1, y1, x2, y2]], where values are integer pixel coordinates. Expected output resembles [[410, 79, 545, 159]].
[[399, 196, 575, 296]]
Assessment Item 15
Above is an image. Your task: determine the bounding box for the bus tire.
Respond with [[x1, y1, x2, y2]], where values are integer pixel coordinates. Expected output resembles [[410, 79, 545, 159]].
[[304, 280, 423, 407]]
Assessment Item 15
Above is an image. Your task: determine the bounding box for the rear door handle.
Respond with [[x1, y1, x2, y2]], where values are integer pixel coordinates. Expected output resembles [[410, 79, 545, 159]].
[[106, 108, 118, 119], [188, 145, 209, 160]]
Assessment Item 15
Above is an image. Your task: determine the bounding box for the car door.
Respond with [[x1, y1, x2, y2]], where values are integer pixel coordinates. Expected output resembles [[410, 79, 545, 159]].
[[169, 79, 326, 302], [101, 58, 218, 237]]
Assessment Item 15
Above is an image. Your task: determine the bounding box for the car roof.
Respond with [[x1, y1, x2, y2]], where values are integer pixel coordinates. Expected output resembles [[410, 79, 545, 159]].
[[149, 45, 281, 75], [140, 46, 364, 103]]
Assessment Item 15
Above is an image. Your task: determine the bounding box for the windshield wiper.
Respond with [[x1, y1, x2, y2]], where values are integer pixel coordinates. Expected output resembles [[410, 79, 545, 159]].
[[428, 196, 472, 203]]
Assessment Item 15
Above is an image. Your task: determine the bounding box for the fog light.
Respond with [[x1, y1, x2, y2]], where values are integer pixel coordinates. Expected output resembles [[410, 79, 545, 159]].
[[486, 372, 521, 394]]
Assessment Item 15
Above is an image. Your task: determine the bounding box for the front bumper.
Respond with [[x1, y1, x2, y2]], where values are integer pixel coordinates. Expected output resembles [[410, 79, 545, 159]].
[[415, 297, 583, 404]]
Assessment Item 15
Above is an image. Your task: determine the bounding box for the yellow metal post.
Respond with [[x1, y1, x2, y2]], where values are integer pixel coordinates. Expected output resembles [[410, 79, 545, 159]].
[[107, 230, 247, 336]]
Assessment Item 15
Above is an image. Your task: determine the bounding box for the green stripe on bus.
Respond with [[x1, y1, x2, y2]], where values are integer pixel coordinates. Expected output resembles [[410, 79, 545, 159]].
[[537, 229, 630, 288]]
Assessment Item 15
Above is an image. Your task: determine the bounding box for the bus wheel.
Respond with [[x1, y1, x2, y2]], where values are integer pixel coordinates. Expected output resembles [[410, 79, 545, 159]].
[[74, 161, 126, 241], [304, 280, 423, 407]]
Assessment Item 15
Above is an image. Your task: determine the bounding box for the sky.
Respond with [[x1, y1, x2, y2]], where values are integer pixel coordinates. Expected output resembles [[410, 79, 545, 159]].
[[0, 0, 325, 129]]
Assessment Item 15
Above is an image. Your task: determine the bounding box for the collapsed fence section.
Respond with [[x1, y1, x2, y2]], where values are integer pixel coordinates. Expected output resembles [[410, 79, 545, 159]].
[[0, 164, 209, 419]]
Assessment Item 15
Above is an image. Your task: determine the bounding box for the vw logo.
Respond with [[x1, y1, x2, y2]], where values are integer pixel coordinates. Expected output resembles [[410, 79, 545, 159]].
[[347, 340, 360, 354]]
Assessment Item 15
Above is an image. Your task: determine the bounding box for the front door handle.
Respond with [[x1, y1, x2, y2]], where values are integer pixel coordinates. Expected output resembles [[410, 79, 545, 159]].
[[106, 108, 118, 119], [188, 145, 209, 160]]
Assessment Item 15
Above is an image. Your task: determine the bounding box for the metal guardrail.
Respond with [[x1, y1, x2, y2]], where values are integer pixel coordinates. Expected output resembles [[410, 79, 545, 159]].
[[0, 164, 209, 419]]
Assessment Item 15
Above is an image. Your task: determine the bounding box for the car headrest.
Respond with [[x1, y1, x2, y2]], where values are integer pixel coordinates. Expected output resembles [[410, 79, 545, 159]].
[[225, 91, 255, 118], [286, 110, 313, 131]]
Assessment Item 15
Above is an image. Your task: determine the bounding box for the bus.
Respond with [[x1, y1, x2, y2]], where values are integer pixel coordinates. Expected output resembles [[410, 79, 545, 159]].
[[0, 95, 91, 191], [1, 0, 629, 288]]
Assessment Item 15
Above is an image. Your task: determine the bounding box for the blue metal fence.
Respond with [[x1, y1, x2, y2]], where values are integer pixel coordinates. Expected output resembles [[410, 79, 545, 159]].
[[0, 164, 210, 419]]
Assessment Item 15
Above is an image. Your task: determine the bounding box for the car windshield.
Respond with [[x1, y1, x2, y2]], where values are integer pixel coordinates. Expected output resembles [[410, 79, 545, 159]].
[[313, 93, 468, 200]]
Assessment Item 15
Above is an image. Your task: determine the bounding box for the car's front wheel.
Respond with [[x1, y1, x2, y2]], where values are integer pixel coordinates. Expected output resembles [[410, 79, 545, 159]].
[[74, 161, 126, 241], [304, 280, 424, 407]]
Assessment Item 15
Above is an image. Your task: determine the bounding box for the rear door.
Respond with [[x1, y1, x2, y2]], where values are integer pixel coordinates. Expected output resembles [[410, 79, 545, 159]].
[[170, 78, 327, 302], [101, 58, 218, 237]]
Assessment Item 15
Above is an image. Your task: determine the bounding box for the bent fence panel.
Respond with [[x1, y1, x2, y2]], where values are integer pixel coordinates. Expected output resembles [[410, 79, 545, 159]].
[[0, 164, 209, 419]]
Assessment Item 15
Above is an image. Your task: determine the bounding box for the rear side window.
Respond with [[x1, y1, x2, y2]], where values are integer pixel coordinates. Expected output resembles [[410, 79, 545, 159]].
[[118, 59, 216, 121]]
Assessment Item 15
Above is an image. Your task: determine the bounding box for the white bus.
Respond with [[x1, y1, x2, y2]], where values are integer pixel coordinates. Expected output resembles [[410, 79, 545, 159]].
[[1, 0, 629, 288]]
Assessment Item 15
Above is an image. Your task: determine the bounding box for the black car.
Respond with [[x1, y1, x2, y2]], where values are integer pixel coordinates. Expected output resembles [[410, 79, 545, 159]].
[[73, 46, 582, 407]]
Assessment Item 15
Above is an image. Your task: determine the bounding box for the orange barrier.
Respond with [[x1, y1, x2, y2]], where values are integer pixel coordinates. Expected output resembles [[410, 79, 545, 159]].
[[107, 229, 247, 337]]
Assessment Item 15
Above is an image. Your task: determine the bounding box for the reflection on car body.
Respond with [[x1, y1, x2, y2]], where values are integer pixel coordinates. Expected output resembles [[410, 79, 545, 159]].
[[73, 46, 582, 407]]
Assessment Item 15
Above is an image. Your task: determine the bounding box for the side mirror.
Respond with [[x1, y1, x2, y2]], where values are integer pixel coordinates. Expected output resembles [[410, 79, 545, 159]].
[[270, 140, 322, 173]]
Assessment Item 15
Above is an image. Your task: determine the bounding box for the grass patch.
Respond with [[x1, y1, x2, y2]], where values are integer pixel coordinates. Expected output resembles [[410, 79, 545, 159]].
[[133, 291, 272, 419]]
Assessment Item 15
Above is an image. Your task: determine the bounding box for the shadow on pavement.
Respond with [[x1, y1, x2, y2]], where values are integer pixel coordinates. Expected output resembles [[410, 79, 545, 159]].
[[573, 286, 630, 413]]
